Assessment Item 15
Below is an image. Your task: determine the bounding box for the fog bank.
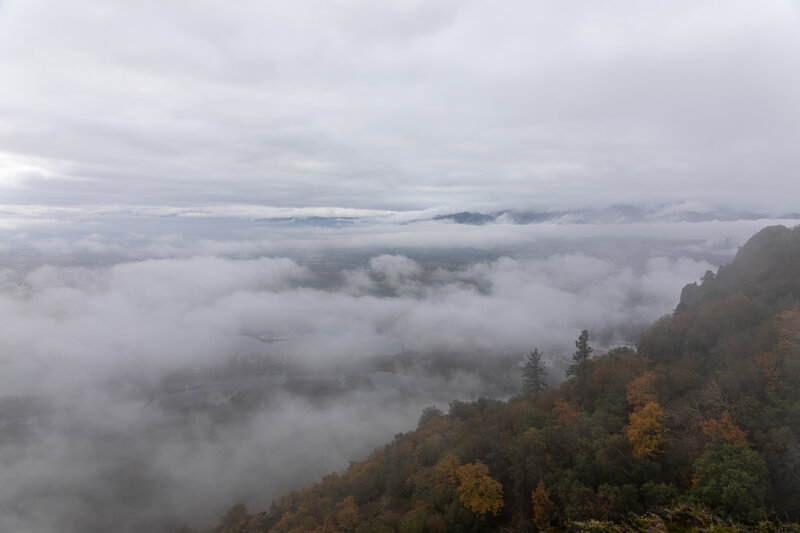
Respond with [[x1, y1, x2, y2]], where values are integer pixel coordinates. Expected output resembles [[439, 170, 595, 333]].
[[0, 214, 794, 532]]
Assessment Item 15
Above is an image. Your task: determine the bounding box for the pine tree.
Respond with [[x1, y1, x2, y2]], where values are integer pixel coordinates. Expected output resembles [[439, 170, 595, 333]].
[[522, 349, 547, 399], [566, 329, 593, 379]]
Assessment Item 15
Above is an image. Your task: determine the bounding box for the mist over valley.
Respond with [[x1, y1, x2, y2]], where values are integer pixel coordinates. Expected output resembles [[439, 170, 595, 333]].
[[1, 207, 797, 531]]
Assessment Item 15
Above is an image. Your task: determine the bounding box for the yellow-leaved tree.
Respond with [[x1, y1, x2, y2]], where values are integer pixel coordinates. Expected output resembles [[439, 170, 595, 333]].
[[626, 401, 669, 459], [455, 462, 504, 517], [433, 451, 461, 490]]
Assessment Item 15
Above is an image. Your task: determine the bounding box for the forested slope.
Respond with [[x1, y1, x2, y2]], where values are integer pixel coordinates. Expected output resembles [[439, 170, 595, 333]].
[[202, 225, 800, 532]]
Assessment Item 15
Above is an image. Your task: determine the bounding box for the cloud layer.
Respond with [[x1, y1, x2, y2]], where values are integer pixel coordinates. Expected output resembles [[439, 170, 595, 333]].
[[0, 217, 742, 532], [1, 1, 799, 211]]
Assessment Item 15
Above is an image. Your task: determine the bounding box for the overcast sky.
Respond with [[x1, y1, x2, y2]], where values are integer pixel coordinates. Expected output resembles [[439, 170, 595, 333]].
[[3, 4, 800, 529], [1, 0, 799, 213]]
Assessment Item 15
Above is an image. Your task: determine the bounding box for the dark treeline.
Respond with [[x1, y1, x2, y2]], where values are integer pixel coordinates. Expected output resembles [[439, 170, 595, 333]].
[[195, 225, 800, 532]]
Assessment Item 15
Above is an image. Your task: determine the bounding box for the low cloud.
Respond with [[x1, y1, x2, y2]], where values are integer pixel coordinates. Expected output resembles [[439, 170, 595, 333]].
[[0, 216, 782, 532]]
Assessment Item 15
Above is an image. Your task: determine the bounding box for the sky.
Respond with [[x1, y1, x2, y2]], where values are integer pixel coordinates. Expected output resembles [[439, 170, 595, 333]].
[[1, 0, 799, 214]]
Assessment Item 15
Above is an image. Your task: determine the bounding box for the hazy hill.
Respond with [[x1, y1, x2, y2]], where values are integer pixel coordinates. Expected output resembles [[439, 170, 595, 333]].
[[200, 225, 800, 532]]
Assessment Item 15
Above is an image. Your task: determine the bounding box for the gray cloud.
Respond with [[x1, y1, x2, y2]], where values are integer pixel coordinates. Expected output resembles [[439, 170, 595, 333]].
[[1, 1, 799, 211], [0, 222, 730, 531]]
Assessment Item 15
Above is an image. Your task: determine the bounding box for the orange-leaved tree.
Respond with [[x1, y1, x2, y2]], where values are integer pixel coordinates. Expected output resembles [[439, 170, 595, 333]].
[[531, 479, 555, 530], [552, 398, 582, 425], [626, 371, 657, 410], [701, 411, 750, 446]]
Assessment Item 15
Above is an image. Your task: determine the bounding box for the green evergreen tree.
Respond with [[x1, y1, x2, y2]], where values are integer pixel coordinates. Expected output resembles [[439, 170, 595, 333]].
[[566, 329, 593, 379], [522, 349, 547, 399]]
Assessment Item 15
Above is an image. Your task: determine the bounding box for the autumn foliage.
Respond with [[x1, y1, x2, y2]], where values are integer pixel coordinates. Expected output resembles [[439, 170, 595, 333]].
[[531, 479, 555, 529], [626, 401, 669, 459], [701, 411, 750, 447], [552, 398, 581, 425], [455, 462, 504, 517], [625, 371, 657, 409]]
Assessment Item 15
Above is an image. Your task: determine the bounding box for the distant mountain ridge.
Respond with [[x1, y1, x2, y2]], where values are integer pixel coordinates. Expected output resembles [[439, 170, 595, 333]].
[[424, 205, 788, 226], [432, 212, 497, 225]]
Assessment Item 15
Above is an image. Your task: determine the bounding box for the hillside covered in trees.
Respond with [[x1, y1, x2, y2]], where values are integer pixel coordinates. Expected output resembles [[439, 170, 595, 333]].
[[201, 225, 800, 532]]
